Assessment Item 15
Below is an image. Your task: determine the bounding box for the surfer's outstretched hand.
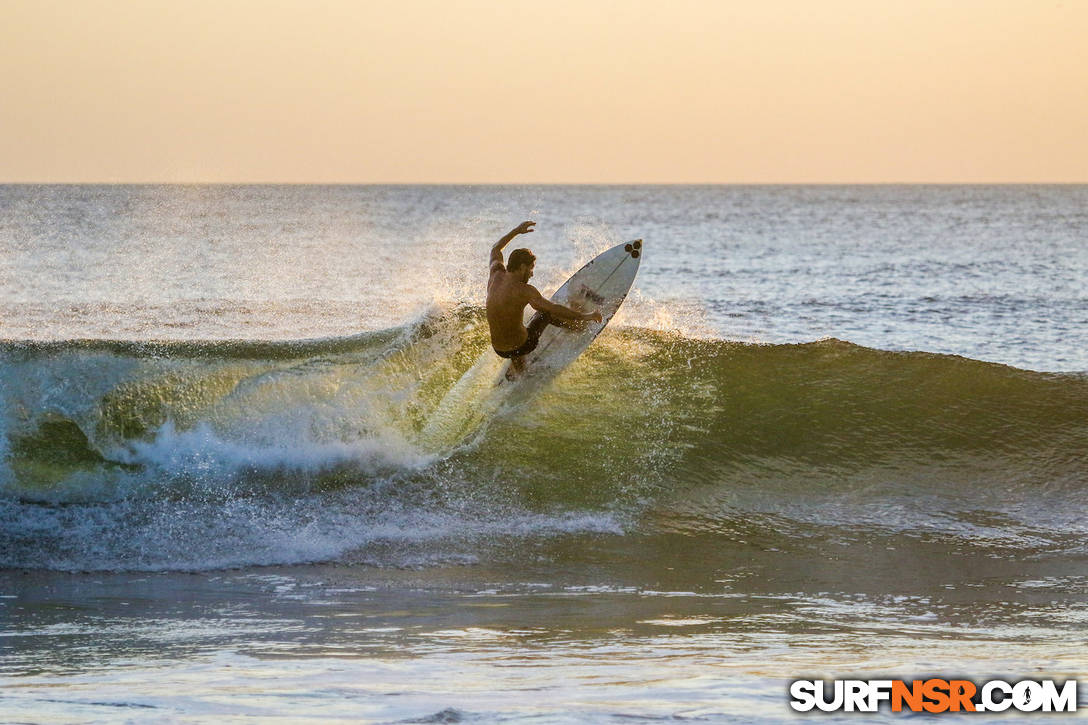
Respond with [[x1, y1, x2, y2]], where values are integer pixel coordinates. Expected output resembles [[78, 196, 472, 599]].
[[512, 221, 535, 235], [584, 310, 603, 323]]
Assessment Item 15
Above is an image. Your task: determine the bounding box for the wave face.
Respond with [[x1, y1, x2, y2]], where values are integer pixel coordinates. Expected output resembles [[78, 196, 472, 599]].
[[1, 307, 1085, 571]]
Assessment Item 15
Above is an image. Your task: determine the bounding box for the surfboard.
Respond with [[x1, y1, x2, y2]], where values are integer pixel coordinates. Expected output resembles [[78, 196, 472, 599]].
[[500, 238, 643, 382]]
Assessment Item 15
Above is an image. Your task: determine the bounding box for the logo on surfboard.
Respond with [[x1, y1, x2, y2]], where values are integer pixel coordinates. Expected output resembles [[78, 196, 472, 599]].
[[575, 284, 605, 306]]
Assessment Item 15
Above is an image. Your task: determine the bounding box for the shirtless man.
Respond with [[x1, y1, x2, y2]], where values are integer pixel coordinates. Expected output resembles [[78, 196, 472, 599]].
[[487, 221, 602, 378]]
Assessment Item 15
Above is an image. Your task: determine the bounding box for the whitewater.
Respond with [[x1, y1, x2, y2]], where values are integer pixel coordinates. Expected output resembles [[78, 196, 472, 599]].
[[1, 185, 1085, 722]]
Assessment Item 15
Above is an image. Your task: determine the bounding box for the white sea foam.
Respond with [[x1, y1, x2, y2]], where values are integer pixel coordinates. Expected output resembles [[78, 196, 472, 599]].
[[118, 419, 433, 477]]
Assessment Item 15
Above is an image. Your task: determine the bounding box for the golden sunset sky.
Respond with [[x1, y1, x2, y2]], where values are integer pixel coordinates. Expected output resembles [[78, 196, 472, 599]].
[[2, 0, 1084, 182]]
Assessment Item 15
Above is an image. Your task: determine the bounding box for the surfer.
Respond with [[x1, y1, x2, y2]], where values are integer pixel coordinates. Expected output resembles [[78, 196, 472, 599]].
[[487, 221, 602, 378]]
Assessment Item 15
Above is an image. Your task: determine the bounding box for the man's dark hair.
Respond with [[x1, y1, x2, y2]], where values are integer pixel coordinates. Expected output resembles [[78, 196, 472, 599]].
[[507, 248, 536, 271]]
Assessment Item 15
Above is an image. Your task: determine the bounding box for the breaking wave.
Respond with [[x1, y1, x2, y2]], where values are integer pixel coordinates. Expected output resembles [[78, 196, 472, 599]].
[[1, 305, 1084, 571]]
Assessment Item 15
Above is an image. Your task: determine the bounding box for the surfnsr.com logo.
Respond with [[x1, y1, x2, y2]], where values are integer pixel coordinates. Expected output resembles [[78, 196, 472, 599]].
[[789, 679, 1078, 713]]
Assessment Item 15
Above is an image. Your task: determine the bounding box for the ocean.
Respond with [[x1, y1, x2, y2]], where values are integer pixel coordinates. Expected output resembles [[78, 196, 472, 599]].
[[1, 185, 1085, 722]]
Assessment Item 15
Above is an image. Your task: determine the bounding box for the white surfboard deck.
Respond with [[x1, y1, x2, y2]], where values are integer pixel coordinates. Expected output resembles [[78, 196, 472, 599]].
[[499, 239, 643, 383]]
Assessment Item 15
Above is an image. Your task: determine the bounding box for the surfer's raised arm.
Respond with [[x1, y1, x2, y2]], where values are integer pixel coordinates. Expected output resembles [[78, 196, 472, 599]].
[[526, 286, 603, 324], [490, 220, 535, 269]]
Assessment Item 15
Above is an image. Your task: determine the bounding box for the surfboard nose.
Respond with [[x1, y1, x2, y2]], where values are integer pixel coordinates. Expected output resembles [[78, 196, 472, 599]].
[[625, 239, 643, 258]]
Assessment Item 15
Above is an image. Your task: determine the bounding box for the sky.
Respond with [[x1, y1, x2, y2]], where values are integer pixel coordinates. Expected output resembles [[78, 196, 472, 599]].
[[1, 0, 1085, 183]]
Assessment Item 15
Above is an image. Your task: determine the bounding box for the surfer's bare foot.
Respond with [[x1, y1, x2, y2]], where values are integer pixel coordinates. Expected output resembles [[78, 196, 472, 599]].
[[506, 356, 526, 381]]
